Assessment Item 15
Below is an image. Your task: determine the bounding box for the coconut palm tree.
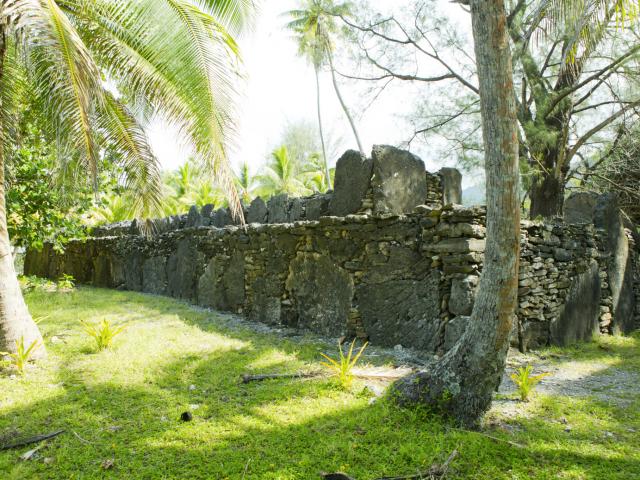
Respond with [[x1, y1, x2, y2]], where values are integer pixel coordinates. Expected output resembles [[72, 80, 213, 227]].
[[0, 0, 252, 357], [236, 161, 257, 203], [286, 0, 363, 188], [256, 145, 311, 198]]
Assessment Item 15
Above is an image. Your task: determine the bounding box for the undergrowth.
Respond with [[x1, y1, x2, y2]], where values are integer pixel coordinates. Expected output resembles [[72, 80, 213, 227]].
[[0, 287, 638, 479]]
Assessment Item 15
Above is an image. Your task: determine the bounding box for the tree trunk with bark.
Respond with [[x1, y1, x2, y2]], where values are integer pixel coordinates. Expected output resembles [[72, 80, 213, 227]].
[[326, 47, 364, 155], [0, 30, 46, 358], [529, 168, 566, 218], [314, 64, 331, 190], [391, 0, 520, 427]]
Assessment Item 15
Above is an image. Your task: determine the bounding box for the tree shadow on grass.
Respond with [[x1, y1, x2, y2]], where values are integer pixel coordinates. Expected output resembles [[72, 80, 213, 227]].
[[3, 288, 638, 479], [2, 350, 639, 479]]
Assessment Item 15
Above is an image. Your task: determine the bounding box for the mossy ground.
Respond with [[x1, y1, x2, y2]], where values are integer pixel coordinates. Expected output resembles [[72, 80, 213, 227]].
[[1, 286, 638, 479]]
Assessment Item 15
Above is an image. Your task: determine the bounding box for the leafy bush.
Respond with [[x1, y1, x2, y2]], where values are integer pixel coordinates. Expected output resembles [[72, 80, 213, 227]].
[[510, 365, 549, 401], [56, 274, 75, 291], [320, 339, 368, 389], [0, 336, 41, 375], [81, 319, 126, 351]]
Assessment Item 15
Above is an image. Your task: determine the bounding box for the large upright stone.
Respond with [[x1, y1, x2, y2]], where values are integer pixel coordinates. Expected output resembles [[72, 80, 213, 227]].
[[449, 275, 479, 316], [142, 256, 167, 295], [329, 150, 372, 216], [305, 194, 331, 220], [439, 167, 462, 205], [197, 252, 245, 311], [200, 204, 215, 226], [371, 145, 427, 215], [594, 194, 636, 334], [212, 208, 231, 228], [564, 192, 599, 224], [186, 205, 202, 227], [267, 194, 289, 223], [551, 259, 601, 346], [286, 253, 354, 336], [247, 197, 268, 223], [288, 198, 303, 222]]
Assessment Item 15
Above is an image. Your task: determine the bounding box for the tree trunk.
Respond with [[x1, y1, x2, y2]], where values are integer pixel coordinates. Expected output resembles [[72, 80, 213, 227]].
[[326, 48, 364, 155], [391, 0, 520, 428], [314, 65, 331, 190], [529, 169, 566, 219], [0, 30, 46, 358]]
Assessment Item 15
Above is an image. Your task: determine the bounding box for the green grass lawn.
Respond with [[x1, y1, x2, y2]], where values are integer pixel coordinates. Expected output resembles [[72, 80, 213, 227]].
[[1, 286, 639, 479]]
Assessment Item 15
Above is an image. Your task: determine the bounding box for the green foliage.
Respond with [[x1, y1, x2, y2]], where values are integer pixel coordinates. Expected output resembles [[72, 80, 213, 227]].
[[255, 145, 314, 198], [320, 339, 368, 389], [81, 319, 126, 351], [510, 365, 550, 402], [5, 119, 91, 253], [1, 0, 251, 231], [1, 288, 639, 479], [0, 336, 41, 376], [56, 274, 75, 292], [20, 275, 66, 294]]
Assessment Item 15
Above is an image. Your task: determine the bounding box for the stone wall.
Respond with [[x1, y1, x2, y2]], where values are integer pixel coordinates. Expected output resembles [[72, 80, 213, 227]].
[[25, 206, 637, 354], [24, 148, 639, 354]]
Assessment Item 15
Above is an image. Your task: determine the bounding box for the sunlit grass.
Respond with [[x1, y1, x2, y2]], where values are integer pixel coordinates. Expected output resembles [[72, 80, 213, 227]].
[[0, 287, 638, 479]]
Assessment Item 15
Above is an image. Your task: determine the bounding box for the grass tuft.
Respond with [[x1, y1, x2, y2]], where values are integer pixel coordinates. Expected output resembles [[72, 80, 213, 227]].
[[0, 287, 638, 479]]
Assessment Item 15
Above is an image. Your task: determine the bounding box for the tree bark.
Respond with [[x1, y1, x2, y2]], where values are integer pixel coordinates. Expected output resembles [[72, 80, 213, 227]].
[[529, 169, 566, 218], [391, 0, 520, 427], [315, 64, 331, 190], [0, 29, 46, 358], [326, 48, 365, 155]]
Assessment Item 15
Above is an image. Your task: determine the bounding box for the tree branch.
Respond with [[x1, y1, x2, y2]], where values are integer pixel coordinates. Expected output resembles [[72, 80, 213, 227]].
[[566, 100, 640, 164]]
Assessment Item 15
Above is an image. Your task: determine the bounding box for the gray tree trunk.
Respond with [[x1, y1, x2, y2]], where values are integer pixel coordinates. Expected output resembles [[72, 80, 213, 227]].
[[326, 48, 364, 155], [391, 0, 520, 427], [314, 65, 331, 189], [0, 31, 46, 358]]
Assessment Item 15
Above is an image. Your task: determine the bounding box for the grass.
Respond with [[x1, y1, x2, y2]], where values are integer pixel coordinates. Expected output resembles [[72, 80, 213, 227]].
[[0, 287, 638, 479]]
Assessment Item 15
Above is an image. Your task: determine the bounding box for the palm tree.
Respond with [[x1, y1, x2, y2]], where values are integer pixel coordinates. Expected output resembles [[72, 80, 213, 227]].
[[0, 0, 252, 357], [256, 145, 311, 198], [286, 0, 364, 188], [236, 161, 257, 203]]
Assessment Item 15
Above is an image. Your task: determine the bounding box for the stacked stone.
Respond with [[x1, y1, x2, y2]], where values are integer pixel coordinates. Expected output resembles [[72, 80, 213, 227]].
[[425, 172, 442, 208]]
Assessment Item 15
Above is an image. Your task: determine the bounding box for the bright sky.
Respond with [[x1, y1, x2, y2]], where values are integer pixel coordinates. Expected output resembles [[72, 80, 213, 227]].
[[146, 0, 471, 176]]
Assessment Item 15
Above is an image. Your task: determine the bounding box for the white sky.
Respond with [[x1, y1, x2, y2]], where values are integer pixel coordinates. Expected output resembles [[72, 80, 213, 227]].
[[146, 0, 471, 176]]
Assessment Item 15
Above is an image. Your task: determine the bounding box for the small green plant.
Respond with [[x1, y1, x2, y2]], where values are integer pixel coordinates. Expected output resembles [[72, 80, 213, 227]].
[[510, 365, 549, 401], [0, 336, 41, 375], [320, 339, 368, 389], [57, 274, 75, 291], [81, 319, 126, 351]]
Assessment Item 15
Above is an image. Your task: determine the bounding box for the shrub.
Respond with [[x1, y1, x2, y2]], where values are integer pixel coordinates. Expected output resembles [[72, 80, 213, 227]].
[[0, 336, 41, 375], [56, 274, 75, 291], [510, 365, 549, 401], [81, 319, 126, 351], [320, 339, 368, 389]]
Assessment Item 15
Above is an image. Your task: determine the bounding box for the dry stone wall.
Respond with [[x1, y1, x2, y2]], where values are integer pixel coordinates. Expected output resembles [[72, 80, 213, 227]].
[[24, 147, 638, 354]]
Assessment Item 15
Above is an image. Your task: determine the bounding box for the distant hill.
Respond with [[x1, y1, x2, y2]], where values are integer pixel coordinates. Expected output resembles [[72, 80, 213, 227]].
[[462, 183, 485, 206]]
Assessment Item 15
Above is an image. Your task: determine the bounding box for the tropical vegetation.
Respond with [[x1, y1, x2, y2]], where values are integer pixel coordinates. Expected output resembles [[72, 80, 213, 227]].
[[0, 0, 253, 356], [1, 287, 638, 479]]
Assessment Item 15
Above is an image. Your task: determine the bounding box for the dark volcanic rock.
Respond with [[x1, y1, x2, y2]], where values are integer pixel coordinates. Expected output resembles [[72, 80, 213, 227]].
[[142, 256, 167, 295], [371, 145, 427, 215], [439, 167, 462, 205], [286, 253, 354, 336], [551, 259, 601, 346], [329, 150, 372, 216], [305, 194, 331, 220], [247, 197, 268, 223], [565, 192, 599, 224], [267, 194, 289, 224]]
